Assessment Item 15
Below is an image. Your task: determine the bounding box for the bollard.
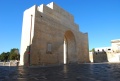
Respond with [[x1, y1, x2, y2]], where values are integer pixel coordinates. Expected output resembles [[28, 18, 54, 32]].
[[16, 62, 18, 66], [16, 60, 19, 66]]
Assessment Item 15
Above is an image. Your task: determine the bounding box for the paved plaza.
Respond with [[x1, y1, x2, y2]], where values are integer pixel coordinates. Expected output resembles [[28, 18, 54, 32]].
[[0, 63, 120, 81]]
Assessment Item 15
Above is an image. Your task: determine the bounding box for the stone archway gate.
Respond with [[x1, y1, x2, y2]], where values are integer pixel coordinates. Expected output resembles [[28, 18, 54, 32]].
[[20, 2, 90, 66]]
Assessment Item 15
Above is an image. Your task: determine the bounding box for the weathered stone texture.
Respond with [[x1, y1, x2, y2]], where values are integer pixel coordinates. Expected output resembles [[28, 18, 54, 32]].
[[20, 2, 89, 66]]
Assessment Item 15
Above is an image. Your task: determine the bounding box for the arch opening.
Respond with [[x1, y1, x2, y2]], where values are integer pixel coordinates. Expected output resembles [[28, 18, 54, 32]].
[[63, 30, 76, 64]]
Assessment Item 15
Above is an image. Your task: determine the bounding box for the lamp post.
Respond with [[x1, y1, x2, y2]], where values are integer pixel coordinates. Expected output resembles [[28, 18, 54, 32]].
[[28, 15, 33, 66]]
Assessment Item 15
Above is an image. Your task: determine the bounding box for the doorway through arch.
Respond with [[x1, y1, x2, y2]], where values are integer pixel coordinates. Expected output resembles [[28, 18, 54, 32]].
[[63, 30, 76, 64]]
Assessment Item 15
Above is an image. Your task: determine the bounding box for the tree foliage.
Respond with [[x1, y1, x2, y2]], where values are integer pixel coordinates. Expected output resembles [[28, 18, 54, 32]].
[[89, 48, 95, 52], [0, 52, 10, 61], [9, 48, 19, 60], [0, 48, 20, 61]]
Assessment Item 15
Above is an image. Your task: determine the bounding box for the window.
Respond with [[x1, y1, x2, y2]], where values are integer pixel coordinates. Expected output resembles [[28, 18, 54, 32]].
[[47, 43, 52, 54], [48, 44, 51, 52]]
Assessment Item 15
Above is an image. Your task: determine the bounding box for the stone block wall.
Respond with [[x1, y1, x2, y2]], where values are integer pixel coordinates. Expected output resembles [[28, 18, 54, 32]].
[[20, 2, 89, 66]]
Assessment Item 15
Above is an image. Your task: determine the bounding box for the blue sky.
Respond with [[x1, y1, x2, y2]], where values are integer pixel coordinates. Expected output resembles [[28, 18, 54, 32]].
[[0, 0, 120, 53]]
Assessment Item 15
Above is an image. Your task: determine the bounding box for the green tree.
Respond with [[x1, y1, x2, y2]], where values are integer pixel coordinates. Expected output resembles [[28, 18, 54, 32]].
[[0, 52, 10, 61], [0, 54, 1, 61], [0, 48, 20, 61], [89, 48, 95, 52], [9, 48, 19, 60]]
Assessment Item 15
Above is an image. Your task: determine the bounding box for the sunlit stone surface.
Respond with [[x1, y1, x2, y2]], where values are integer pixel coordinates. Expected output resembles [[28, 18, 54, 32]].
[[20, 2, 89, 66]]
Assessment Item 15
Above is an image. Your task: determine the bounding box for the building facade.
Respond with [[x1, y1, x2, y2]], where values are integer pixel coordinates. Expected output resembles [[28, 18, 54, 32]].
[[20, 2, 89, 66], [89, 39, 120, 63], [111, 39, 120, 53]]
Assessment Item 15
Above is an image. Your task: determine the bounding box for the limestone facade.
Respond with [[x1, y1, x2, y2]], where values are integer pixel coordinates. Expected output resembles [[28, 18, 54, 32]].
[[89, 39, 120, 63], [111, 39, 120, 53], [20, 2, 89, 66]]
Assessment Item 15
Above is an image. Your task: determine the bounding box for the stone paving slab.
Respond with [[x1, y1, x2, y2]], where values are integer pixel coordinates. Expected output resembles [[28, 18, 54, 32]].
[[0, 63, 120, 81]]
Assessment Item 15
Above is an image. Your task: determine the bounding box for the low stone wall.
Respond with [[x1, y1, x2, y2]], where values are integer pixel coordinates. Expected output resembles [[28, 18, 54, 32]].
[[0, 61, 19, 66], [89, 52, 120, 63], [93, 52, 108, 63]]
